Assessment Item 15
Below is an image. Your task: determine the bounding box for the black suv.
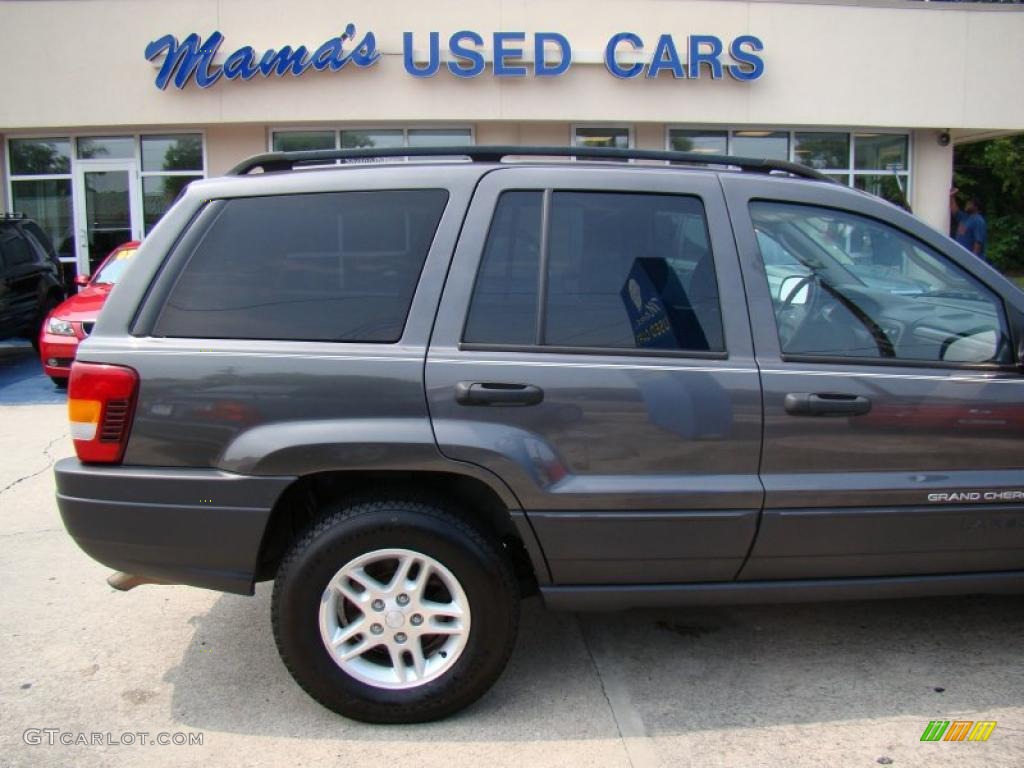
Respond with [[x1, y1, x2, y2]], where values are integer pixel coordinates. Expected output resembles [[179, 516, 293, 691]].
[[54, 147, 1024, 723], [0, 213, 65, 346]]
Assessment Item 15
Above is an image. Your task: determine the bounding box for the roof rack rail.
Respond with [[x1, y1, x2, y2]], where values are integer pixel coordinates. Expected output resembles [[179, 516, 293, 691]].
[[226, 145, 836, 183]]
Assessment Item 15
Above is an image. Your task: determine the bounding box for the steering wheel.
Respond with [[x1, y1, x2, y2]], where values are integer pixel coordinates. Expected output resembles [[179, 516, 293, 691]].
[[780, 273, 817, 312], [780, 273, 896, 358]]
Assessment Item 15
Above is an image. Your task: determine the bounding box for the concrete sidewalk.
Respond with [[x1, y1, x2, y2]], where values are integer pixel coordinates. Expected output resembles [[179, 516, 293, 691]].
[[1, 346, 1021, 767]]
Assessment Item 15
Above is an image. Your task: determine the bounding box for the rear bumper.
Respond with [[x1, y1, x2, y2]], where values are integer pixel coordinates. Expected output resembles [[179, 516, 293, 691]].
[[55, 458, 295, 594]]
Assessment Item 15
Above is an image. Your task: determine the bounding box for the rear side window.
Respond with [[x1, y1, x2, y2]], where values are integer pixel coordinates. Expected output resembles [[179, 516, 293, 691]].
[[463, 192, 543, 345], [464, 190, 724, 353], [154, 190, 448, 342]]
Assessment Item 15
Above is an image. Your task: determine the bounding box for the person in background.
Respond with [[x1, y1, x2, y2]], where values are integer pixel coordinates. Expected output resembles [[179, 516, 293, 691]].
[[950, 187, 988, 261]]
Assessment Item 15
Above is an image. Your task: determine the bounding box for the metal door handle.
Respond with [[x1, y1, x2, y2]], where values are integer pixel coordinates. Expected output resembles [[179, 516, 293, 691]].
[[784, 392, 872, 417], [455, 382, 544, 406]]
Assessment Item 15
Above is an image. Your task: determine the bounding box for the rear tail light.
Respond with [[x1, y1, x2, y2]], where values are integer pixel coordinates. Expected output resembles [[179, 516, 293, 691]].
[[68, 362, 139, 464]]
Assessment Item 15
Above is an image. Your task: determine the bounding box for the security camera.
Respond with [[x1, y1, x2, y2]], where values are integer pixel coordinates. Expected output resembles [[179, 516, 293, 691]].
[[938, 131, 951, 147]]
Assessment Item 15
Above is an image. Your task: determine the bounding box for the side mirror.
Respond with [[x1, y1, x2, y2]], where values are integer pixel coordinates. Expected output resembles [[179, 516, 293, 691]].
[[779, 275, 809, 305], [75, 274, 90, 287]]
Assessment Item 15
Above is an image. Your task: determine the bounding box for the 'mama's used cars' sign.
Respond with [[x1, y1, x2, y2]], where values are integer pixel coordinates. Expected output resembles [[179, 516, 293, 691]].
[[145, 25, 765, 89]]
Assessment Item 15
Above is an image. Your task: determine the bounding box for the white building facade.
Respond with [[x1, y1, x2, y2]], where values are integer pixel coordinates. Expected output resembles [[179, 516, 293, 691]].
[[1, 0, 1022, 278]]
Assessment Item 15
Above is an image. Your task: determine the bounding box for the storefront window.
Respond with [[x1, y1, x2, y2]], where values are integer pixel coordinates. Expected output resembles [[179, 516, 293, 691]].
[[665, 128, 910, 203], [8, 138, 75, 263], [855, 133, 908, 172], [142, 175, 199, 232], [76, 136, 135, 160], [271, 128, 474, 153], [9, 138, 71, 175], [853, 134, 910, 209], [142, 134, 203, 171], [139, 134, 204, 235], [341, 129, 404, 148], [9, 178, 74, 259], [732, 131, 789, 161], [854, 175, 911, 209], [407, 128, 472, 147], [272, 131, 336, 152], [669, 130, 727, 155], [794, 132, 849, 170], [574, 126, 630, 150]]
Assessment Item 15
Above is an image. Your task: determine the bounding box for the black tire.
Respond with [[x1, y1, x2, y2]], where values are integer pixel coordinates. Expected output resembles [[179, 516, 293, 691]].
[[50, 376, 68, 389], [272, 499, 519, 723]]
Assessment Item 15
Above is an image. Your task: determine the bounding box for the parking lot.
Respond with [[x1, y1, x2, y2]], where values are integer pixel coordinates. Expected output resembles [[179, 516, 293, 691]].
[[0, 340, 1021, 768]]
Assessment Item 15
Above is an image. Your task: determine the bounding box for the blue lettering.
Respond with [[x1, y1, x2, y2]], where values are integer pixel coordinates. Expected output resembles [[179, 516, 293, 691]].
[[493, 32, 527, 77], [145, 31, 223, 89], [259, 46, 312, 77], [688, 35, 724, 79], [222, 46, 258, 80], [604, 32, 643, 79], [646, 34, 684, 79], [535, 32, 571, 76], [727, 35, 764, 81], [447, 30, 485, 78], [349, 29, 381, 68], [403, 31, 440, 77], [312, 37, 342, 71]]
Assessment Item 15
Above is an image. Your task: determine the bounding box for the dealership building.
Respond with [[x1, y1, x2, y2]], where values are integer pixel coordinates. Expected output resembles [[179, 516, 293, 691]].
[[2, 0, 1023, 280]]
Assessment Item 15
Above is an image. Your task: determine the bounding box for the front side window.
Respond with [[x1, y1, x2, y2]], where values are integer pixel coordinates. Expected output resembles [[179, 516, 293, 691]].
[[751, 201, 1012, 365], [154, 190, 448, 342], [464, 190, 724, 353]]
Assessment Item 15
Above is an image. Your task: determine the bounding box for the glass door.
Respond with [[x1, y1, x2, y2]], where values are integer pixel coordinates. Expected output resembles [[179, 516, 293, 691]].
[[73, 160, 142, 276]]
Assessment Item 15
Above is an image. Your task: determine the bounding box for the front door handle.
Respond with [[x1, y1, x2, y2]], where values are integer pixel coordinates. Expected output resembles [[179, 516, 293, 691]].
[[784, 392, 872, 417], [455, 382, 544, 406]]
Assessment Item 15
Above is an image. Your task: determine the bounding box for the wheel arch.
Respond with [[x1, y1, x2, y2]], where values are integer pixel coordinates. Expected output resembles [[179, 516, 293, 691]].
[[254, 468, 548, 595]]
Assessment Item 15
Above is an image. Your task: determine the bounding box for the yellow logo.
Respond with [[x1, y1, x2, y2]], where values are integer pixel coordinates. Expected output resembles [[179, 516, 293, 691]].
[[920, 720, 997, 742]]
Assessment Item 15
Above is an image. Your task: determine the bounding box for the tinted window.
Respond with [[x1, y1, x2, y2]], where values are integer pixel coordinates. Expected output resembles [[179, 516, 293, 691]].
[[751, 202, 1012, 364], [546, 192, 723, 351], [23, 222, 56, 258], [154, 190, 447, 342], [464, 191, 724, 353], [464, 192, 542, 345], [1, 231, 35, 268]]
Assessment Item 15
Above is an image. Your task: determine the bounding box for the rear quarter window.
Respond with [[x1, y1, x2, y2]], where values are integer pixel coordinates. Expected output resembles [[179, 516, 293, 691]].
[[152, 190, 448, 342]]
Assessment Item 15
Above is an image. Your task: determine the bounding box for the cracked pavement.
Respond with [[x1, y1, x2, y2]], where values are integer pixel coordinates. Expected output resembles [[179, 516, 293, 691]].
[[1, 340, 1022, 767]]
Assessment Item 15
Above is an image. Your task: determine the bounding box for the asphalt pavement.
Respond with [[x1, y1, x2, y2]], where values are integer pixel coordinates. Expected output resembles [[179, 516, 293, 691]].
[[1, 340, 1021, 767]]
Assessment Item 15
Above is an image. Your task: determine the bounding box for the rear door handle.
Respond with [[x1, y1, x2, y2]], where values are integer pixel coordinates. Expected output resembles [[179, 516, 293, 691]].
[[455, 382, 544, 406], [784, 392, 872, 417]]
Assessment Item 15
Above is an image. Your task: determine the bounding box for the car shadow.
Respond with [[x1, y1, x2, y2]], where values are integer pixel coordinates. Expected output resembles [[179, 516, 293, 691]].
[[164, 584, 1024, 739], [0, 342, 65, 405]]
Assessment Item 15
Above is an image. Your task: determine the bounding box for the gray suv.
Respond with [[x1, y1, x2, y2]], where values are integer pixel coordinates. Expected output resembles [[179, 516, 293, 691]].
[[55, 146, 1024, 723]]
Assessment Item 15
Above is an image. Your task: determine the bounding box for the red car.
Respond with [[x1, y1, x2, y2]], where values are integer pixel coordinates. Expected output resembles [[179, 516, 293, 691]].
[[39, 241, 140, 387]]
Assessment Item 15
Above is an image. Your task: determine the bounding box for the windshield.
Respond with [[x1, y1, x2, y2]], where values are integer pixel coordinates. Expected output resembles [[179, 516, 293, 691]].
[[92, 246, 138, 285]]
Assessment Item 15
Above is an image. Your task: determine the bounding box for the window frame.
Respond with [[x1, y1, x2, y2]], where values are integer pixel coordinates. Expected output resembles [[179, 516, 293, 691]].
[[748, 198, 1017, 372], [459, 187, 729, 360]]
